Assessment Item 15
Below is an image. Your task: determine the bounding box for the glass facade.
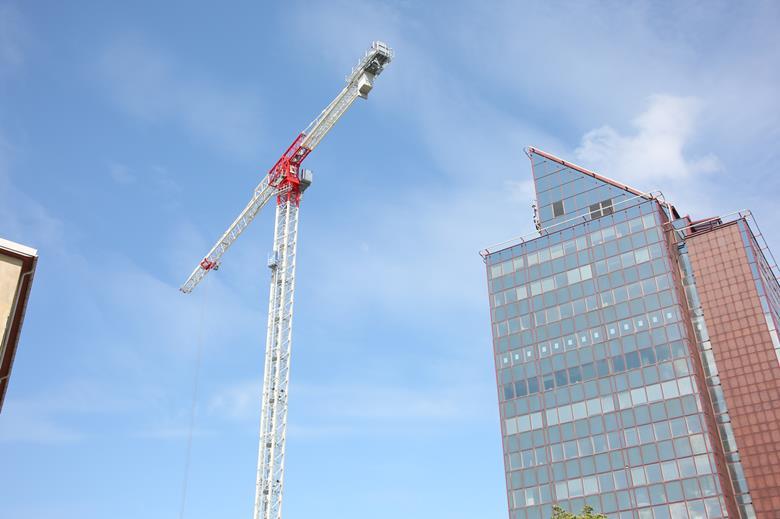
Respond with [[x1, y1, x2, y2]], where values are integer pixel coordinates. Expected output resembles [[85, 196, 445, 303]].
[[485, 150, 737, 519], [672, 224, 751, 518], [531, 149, 640, 232]]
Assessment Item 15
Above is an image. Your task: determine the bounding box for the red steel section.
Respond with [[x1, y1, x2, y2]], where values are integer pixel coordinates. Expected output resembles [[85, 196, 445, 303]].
[[200, 258, 217, 270], [197, 133, 313, 275], [268, 133, 312, 206]]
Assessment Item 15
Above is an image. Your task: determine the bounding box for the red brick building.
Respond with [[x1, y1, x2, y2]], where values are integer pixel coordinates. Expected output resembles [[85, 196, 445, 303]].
[[684, 218, 780, 516]]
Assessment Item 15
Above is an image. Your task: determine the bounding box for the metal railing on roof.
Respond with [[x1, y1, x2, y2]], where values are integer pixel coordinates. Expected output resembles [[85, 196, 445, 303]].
[[479, 190, 670, 258], [666, 209, 780, 283]]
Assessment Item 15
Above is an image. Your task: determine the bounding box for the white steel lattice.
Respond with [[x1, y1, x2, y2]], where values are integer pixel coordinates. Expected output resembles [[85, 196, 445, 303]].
[[301, 41, 393, 152], [178, 41, 392, 519], [299, 82, 361, 152], [180, 177, 290, 294], [253, 200, 299, 519]]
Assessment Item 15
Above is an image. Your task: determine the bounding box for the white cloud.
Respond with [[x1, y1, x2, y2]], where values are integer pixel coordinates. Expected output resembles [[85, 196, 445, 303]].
[[0, 380, 141, 444], [0, 405, 83, 443], [98, 38, 266, 158], [281, 1, 561, 319], [575, 95, 721, 188], [206, 376, 492, 439]]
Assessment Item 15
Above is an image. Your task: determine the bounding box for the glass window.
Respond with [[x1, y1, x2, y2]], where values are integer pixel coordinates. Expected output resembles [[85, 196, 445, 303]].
[[704, 498, 722, 517], [646, 384, 663, 402], [690, 435, 706, 455], [678, 457, 696, 478], [661, 461, 679, 481], [614, 469, 628, 490], [638, 425, 654, 444], [682, 477, 701, 499], [536, 446, 547, 465], [583, 475, 599, 495], [654, 421, 672, 441], [564, 440, 578, 459], [568, 478, 583, 497], [688, 500, 706, 518], [652, 504, 671, 519], [555, 481, 569, 499], [631, 467, 646, 485], [617, 490, 632, 512], [581, 457, 596, 476], [525, 487, 540, 506], [625, 428, 639, 446], [578, 438, 594, 456], [694, 455, 711, 475], [635, 486, 650, 507], [595, 453, 610, 473], [635, 248, 651, 264], [649, 483, 666, 505], [601, 492, 618, 513]]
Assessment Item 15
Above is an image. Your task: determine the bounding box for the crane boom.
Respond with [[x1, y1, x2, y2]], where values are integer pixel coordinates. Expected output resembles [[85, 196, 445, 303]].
[[179, 41, 393, 294], [178, 41, 393, 519], [179, 175, 286, 294]]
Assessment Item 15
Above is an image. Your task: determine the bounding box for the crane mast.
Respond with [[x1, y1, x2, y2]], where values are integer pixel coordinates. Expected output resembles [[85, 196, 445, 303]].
[[179, 42, 393, 519]]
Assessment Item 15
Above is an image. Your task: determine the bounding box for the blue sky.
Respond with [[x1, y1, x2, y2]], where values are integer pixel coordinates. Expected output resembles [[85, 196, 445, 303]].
[[1, 1, 779, 518]]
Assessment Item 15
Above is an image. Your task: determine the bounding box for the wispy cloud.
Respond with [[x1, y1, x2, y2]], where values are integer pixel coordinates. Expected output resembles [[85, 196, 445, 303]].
[[0, 402, 83, 444], [575, 95, 721, 186], [283, 1, 560, 318], [206, 376, 492, 438], [97, 37, 266, 158], [0, 380, 141, 444]]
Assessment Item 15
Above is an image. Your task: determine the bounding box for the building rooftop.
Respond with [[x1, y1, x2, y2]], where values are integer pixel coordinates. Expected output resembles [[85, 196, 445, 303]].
[[482, 147, 679, 256]]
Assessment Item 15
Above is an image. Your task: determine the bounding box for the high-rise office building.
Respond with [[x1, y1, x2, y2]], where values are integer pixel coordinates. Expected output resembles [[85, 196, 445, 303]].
[[482, 148, 780, 519]]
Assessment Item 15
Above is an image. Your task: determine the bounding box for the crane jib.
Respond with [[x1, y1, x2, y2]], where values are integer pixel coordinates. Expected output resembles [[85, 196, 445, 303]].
[[181, 41, 392, 293]]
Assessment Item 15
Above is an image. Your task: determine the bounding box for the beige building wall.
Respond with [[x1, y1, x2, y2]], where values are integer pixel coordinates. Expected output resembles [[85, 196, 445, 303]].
[[0, 254, 23, 360], [0, 238, 37, 412]]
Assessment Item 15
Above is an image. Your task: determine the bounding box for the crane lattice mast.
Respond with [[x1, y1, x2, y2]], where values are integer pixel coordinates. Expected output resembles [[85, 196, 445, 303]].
[[179, 42, 393, 519]]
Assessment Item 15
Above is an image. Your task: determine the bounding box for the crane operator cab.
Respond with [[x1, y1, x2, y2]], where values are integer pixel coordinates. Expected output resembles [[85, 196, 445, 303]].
[[354, 41, 393, 99]]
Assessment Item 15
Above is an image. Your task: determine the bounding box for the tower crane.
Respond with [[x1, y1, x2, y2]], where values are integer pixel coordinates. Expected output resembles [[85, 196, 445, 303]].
[[179, 41, 393, 519]]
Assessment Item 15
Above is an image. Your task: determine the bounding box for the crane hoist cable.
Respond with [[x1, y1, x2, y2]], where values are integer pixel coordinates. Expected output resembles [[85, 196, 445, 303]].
[[178, 288, 206, 519]]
